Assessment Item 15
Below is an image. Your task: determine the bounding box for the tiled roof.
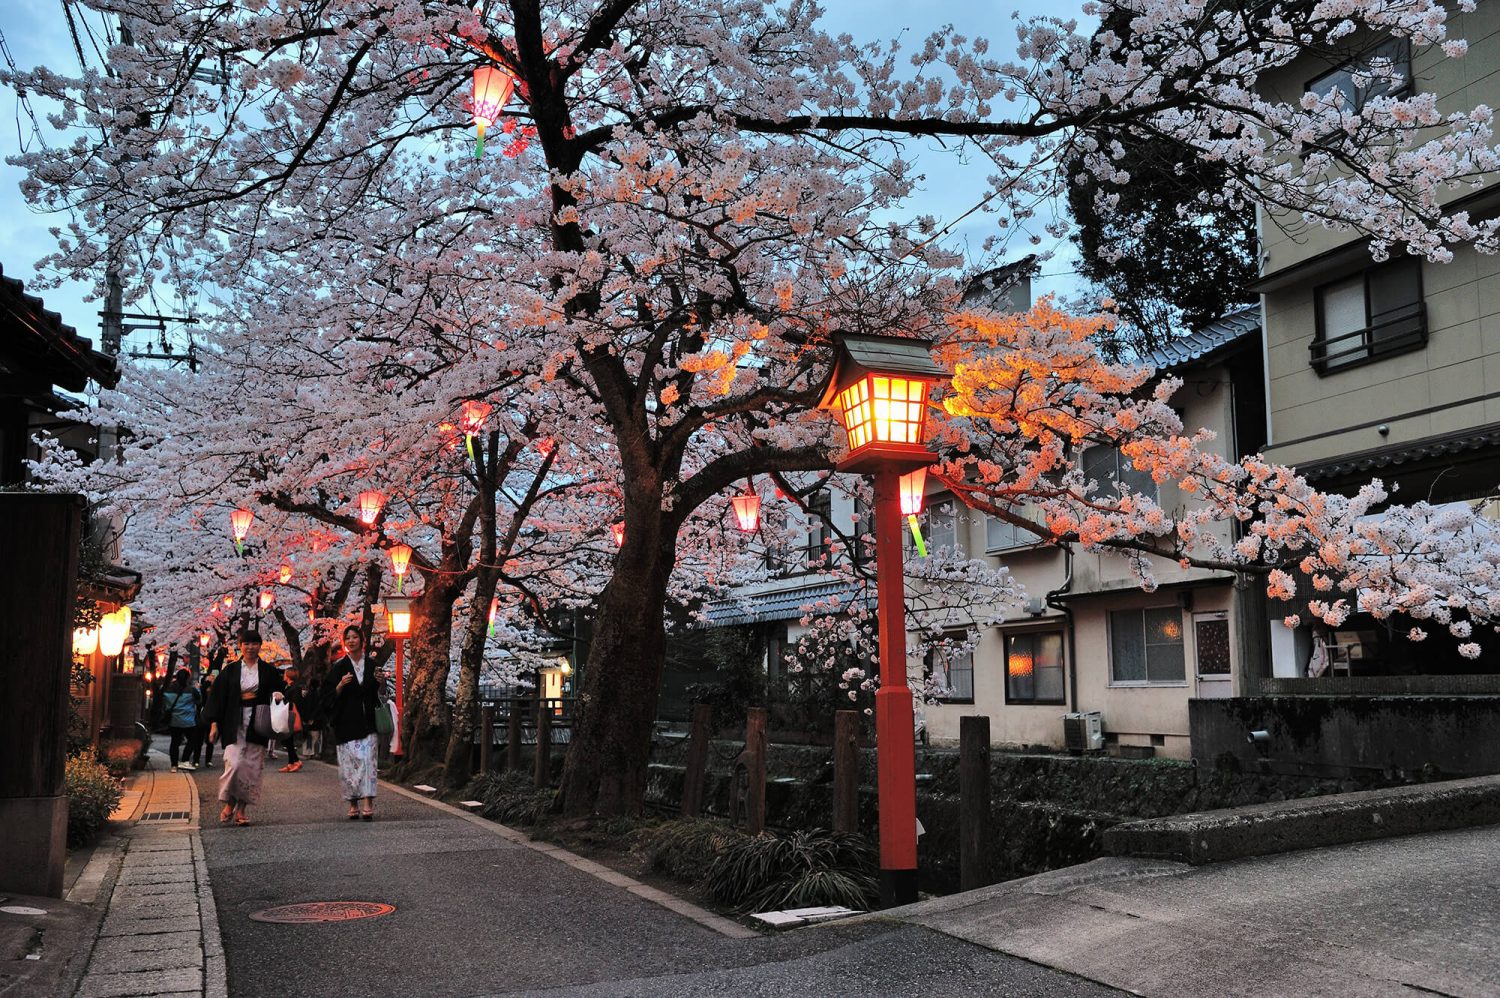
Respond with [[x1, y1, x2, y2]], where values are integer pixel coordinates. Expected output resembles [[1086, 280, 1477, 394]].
[[1144, 306, 1260, 372], [0, 262, 117, 390], [1298, 422, 1500, 482], [702, 579, 872, 627]]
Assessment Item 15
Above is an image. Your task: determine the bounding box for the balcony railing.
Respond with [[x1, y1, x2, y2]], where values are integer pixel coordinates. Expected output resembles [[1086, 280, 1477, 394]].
[[1310, 301, 1426, 375]]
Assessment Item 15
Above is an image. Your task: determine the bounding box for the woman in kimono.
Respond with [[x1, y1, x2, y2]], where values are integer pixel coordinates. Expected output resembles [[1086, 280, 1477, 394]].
[[324, 624, 382, 820], [203, 629, 285, 826]]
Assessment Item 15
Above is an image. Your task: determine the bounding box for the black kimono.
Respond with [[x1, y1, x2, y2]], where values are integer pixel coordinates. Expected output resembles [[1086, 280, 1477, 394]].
[[202, 660, 286, 747], [323, 654, 381, 745]]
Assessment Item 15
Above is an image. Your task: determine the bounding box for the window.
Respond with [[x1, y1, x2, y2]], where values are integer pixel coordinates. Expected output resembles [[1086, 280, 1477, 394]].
[[986, 505, 1043, 552], [920, 494, 962, 555], [1005, 631, 1066, 704], [1313, 257, 1424, 373], [1110, 607, 1186, 685], [1305, 39, 1411, 120], [803, 490, 831, 569], [926, 642, 974, 702], [1082, 444, 1157, 501]]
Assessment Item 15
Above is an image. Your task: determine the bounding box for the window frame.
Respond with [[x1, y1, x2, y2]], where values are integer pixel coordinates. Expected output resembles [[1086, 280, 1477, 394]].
[[1003, 629, 1068, 706], [1311, 257, 1426, 375], [924, 637, 975, 705], [1303, 38, 1413, 146], [1108, 605, 1189, 688], [1081, 442, 1158, 503]]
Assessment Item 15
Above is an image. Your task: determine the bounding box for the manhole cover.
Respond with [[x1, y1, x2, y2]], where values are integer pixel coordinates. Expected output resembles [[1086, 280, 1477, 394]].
[[249, 901, 395, 924]]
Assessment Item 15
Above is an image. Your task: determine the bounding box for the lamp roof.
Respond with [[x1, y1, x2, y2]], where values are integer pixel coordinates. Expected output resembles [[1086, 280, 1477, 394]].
[[816, 332, 944, 410]]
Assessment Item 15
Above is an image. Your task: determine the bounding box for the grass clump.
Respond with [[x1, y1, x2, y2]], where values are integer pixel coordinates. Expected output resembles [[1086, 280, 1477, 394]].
[[470, 771, 557, 826], [66, 753, 123, 847], [702, 828, 878, 912], [634, 817, 751, 882]]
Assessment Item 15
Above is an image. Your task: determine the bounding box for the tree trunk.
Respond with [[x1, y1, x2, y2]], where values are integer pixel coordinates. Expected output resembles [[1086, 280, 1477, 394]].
[[443, 579, 498, 785], [398, 584, 457, 772], [558, 526, 673, 817]]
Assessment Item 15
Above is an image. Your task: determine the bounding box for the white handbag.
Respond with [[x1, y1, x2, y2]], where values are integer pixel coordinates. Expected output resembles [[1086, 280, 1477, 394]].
[[269, 693, 292, 736]]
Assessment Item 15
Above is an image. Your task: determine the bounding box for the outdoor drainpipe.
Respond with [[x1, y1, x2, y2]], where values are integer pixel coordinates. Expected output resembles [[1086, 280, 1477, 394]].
[[1044, 546, 1080, 713]]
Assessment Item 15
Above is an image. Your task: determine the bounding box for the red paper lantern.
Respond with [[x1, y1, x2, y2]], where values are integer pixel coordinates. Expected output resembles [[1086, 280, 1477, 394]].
[[611, 522, 625, 548], [259, 591, 274, 611], [472, 66, 516, 157], [731, 493, 762, 532], [357, 490, 386, 527], [229, 507, 254, 552], [279, 563, 293, 584], [899, 467, 928, 516], [199, 632, 211, 649], [390, 544, 413, 594], [459, 400, 492, 437]]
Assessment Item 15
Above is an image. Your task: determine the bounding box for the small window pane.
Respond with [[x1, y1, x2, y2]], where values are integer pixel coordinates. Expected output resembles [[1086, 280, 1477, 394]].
[[1110, 610, 1147, 683], [1195, 618, 1232, 676], [1006, 635, 1035, 702], [1319, 275, 1366, 369], [1144, 607, 1186, 683], [1034, 632, 1066, 702]]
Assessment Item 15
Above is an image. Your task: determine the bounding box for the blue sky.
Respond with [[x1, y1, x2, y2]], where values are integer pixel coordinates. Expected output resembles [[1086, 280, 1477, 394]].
[[0, 0, 1085, 347]]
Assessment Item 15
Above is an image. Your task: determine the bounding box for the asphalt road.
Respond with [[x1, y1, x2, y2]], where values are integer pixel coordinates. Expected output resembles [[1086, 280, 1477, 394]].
[[191, 759, 1118, 997]]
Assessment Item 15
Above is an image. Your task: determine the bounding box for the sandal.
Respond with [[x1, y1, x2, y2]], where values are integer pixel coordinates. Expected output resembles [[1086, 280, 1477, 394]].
[[360, 808, 374, 821], [234, 814, 251, 826], [219, 805, 234, 825], [347, 806, 360, 820]]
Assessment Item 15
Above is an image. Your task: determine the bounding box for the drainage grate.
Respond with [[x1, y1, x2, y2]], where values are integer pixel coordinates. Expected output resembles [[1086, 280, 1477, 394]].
[[141, 811, 190, 821], [249, 901, 396, 924]]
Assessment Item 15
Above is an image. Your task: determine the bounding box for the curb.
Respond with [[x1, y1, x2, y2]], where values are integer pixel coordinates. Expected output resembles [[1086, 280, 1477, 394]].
[[1103, 772, 1500, 864], [374, 772, 759, 940]]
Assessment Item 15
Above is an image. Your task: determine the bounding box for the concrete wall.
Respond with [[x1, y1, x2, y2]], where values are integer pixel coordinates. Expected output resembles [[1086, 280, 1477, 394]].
[[1191, 695, 1500, 779]]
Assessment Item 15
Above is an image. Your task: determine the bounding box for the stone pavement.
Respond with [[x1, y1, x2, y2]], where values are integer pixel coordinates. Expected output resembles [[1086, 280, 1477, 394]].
[[71, 765, 225, 998], [882, 823, 1500, 997]]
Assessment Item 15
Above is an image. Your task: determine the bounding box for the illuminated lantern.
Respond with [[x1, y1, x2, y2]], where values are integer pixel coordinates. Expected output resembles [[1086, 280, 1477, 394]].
[[437, 421, 462, 452], [536, 437, 555, 457], [199, 632, 211, 649], [390, 544, 413, 594], [611, 522, 625, 548], [259, 591, 275, 611], [385, 596, 413, 638], [899, 466, 930, 557], [488, 595, 497, 637], [156, 646, 168, 668], [458, 401, 493, 462], [73, 627, 99, 657], [817, 333, 943, 474], [145, 669, 155, 684], [279, 563, 293, 584], [357, 490, 386, 527], [99, 608, 130, 657], [472, 65, 516, 158], [229, 507, 254, 554], [223, 595, 234, 611], [731, 492, 762, 533]]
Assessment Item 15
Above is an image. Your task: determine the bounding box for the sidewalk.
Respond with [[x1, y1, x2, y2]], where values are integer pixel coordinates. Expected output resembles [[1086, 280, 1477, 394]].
[[70, 764, 225, 998], [880, 824, 1500, 997]]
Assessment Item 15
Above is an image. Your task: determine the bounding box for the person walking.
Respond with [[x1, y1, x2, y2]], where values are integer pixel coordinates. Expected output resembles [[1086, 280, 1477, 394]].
[[277, 668, 304, 773], [324, 624, 381, 820], [300, 674, 325, 760], [192, 669, 218, 769], [160, 669, 201, 772], [203, 629, 285, 826]]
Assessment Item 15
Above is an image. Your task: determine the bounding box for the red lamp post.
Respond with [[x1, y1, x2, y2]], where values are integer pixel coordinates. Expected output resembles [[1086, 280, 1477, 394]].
[[385, 595, 413, 757], [818, 332, 943, 907]]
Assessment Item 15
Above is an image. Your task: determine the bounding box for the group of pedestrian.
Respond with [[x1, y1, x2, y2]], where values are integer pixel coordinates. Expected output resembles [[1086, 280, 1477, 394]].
[[194, 625, 385, 826]]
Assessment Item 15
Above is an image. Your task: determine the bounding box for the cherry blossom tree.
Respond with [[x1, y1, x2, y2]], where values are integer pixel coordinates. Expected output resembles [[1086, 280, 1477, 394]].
[[12, 0, 1500, 816]]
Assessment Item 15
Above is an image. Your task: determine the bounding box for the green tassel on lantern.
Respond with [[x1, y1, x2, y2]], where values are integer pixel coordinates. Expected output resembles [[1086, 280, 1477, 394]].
[[908, 514, 927, 558]]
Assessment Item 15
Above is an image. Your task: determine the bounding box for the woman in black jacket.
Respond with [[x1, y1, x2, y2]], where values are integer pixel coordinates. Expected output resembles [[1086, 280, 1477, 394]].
[[323, 624, 382, 820], [203, 629, 286, 826]]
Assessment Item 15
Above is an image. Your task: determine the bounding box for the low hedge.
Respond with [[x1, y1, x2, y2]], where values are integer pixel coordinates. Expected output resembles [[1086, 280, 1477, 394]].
[[66, 753, 123, 847]]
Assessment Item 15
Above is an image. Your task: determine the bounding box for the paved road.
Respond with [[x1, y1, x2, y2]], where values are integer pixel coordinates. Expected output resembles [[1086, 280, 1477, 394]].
[[190, 760, 1116, 997]]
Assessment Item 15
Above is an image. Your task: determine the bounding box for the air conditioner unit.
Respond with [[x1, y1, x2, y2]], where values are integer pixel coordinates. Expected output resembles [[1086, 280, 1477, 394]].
[[1063, 711, 1104, 753]]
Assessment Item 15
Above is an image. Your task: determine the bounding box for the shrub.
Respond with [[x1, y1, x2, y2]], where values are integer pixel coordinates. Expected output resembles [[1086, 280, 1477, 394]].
[[472, 771, 556, 826], [633, 817, 750, 882], [66, 754, 123, 848], [100, 742, 139, 780], [701, 828, 878, 912]]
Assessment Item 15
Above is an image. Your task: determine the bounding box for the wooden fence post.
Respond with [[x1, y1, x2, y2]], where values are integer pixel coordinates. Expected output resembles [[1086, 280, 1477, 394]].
[[745, 706, 768, 835], [534, 694, 552, 789], [959, 714, 992, 892], [480, 704, 494, 775], [833, 709, 860, 834], [682, 703, 712, 817], [506, 698, 523, 773]]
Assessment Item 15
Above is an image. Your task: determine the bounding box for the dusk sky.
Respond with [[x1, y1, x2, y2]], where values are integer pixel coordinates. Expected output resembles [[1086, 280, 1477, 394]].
[[0, 0, 1086, 350]]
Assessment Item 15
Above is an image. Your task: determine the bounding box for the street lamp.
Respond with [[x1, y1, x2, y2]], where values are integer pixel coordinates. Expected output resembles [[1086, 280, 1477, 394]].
[[384, 595, 414, 758], [818, 331, 943, 907]]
